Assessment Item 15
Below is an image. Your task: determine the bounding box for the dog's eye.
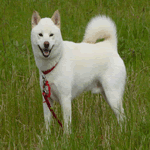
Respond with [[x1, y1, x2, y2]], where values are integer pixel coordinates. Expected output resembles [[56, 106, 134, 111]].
[[50, 33, 54, 37], [39, 33, 43, 37]]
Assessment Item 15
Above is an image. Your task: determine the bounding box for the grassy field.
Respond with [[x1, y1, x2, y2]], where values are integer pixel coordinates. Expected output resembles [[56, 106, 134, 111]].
[[0, 0, 150, 149]]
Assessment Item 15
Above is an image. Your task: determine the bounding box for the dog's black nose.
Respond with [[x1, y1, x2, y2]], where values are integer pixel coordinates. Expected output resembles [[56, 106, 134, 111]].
[[44, 41, 49, 48]]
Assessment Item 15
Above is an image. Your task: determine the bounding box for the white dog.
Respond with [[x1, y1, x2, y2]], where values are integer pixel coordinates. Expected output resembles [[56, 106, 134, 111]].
[[31, 10, 126, 133]]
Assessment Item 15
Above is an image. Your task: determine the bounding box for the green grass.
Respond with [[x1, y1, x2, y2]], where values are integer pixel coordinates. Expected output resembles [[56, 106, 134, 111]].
[[1, 0, 150, 149]]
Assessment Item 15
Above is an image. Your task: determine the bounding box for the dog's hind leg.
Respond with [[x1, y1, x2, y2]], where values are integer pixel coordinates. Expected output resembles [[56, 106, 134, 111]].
[[100, 71, 126, 124], [102, 86, 125, 123]]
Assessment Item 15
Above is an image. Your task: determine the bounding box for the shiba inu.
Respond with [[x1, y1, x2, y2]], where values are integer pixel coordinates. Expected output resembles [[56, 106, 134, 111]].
[[31, 10, 126, 133]]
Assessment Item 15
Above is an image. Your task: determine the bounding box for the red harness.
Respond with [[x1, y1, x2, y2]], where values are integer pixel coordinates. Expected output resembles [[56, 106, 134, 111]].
[[42, 63, 58, 75], [42, 63, 63, 128]]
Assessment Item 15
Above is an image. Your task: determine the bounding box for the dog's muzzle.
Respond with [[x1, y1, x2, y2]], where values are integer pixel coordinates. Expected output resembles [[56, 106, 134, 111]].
[[38, 45, 54, 58]]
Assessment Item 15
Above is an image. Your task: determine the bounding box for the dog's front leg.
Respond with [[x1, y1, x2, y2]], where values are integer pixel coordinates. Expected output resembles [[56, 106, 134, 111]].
[[60, 95, 72, 134], [43, 97, 53, 132]]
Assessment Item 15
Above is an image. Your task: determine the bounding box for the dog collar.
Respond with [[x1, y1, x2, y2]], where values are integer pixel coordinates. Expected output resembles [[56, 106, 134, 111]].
[[42, 63, 58, 75]]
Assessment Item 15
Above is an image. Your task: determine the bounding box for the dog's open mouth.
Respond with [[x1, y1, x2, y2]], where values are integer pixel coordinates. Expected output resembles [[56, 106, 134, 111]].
[[38, 45, 54, 58]]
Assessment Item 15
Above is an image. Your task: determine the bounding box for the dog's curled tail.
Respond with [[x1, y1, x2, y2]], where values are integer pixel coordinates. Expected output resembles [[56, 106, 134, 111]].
[[83, 15, 117, 50]]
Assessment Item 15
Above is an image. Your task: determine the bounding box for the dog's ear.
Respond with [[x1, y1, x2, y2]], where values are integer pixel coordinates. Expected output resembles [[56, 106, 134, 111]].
[[51, 10, 61, 28], [32, 11, 41, 28]]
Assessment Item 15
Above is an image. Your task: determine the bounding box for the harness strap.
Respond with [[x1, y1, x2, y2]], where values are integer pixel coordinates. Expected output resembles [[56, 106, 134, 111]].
[[42, 80, 63, 128], [42, 63, 58, 75]]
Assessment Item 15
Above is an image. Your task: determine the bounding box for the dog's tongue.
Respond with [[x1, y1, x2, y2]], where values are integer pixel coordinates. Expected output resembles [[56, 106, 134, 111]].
[[43, 51, 49, 56], [44, 51, 49, 56]]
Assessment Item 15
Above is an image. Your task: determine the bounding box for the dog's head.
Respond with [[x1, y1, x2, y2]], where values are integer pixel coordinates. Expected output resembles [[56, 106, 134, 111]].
[[31, 10, 62, 59]]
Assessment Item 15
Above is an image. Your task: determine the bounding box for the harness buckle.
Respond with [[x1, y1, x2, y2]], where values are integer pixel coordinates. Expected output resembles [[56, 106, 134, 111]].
[[42, 74, 49, 96]]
